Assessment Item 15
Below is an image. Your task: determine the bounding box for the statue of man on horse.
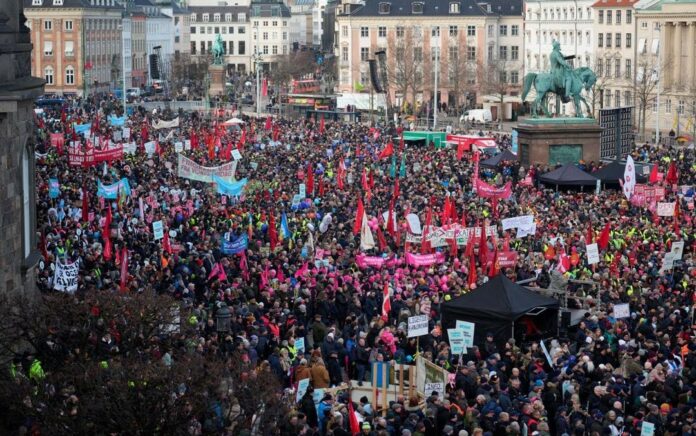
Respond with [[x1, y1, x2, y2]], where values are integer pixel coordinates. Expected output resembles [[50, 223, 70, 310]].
[[521, 41, 597, 118], [212, 34, 225, 66]]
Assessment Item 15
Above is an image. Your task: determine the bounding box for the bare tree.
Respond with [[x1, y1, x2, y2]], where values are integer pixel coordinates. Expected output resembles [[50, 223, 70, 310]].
[[633, 52, 673, 139], [446, 47, 475, 111], [585, 55, 614, 118], [387, 25, 424, 112], [269, 51, 317, 94], [479, 59, 514, 121]]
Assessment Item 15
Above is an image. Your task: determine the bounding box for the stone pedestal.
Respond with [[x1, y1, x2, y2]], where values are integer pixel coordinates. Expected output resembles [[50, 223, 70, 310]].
[[515, 118, 602, 167], [208, 64, 225, 96]]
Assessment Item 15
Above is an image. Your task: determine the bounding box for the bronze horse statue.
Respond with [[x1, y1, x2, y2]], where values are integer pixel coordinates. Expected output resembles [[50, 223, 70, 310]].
[[521, 67, 596, 117]]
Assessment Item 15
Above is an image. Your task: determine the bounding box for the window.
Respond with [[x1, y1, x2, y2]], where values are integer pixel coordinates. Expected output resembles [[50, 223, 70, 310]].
[[200, 41, 206, 53], [360, 26, 368, 37], [263, 45, 268, 55], [616, 10, 621, 24], [578, 32, 583, 45], [64, 20, 73, 31], [65, 41, 74, 56], [191, 13, 197, 22], [430, 46, 439, 61], [467, 25, 475, 36], [214, 27, 219, 34], [238, 27, 245, 34], [499, 71, 507, 83], [511, 71, 519, 84], [43, 41, 53, 56], [378, 26, 386, 37], [378, 2, 391, 14], [238, 13, 246, 21], [44, 66, 54, 85], [432, 26, 440, 37], [598, 10, 603, 24], [190, 26, 196, 34], [449, 2, 460, 13], [615, 33, 621, 48], [272, 45, 278, 55], [65, 66, 74, 85], [678, 100, 685, 115], [449, 26, 458, 37], [625, 59, 631, 79], [607, 11, 612, 24], [624, 91, 631, 106], [342, 47, 348, 61], [597, 58, 603, 76], [412, 2, 423, 13], [207, 26, 212, 33], [360, 47, 369, 61], [512, 25, 519, 36], [500, 25, 507, 36], [449, 46, 458, 60], [200, 26, 205, 34], [44, 20, 52, 31], [191, 41, 196, 54], [414, 47, 422, 61], [641, 22, 647, 29], [282, 32, 287, 40], [499, 46, 508, 60], [342, 25, 348, 37], [488, 25, 494, 37], [396, 26, 404, 38], [263, 32, 268, 40], [239, 41, 245, 55], [626, 10, 632, 24], [202, 13, 209, 22], [272, 21, 277, 26], [511, 45, 519, 61], [467, 46, 476, 60], [626, 33, 632, 49], [638, 38, 646, 54], [214, 13, 220, 22], [488, 45, 493, 61], [598, 33, 603, 48], [32, 0, 42, 4], [615, 61, 620, 78], [605, 58, 611, 77]]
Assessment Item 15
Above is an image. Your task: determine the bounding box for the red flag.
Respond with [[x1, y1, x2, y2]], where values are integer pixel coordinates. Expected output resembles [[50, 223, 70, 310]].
[[379, 142, 394, 160], [467, 252, 478, 289], [319, 114, 325, 134], [353, 198, 364, 235], [441, 196, 451, 226], [649, 163, 659, 184], [82, 188, 89, 222], [239, 128, 246, 147], [665, 161, 678, 185], [348, 400, 360, 435], [265, 116, 272, 131], [503, 232, 510, 251], [376, 225, 387, 251], [306, 163, 314, 196], [478, 225, 488, 266], [163, 231, 172, 254], [369, 170, 375, 189], [261, 77, 268, 97], [488, 249, 499, 278], [387, 201, 396, 237], [361, 169, 368, 191], [460, 209, 467, 228], [207, 136, 215, 160], [674, 201, 681, 236], [269, 213, 278, 251], [381, 281, 391, 321], [586, 222, 594, 244], [421, 208, 433, 254], [393, 178, 400, 199], [240, 252, 250, 281], [597, 222, 611, 251], [318, 177, 325, 197], [399, 134, 405, 152], [141, 122, 148, 142], [103, 235, 112, 261], [119, 248, 128, 292]]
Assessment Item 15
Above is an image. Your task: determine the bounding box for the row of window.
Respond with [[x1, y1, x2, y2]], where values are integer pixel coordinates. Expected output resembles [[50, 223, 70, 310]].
[[191, 26, 246, 35], [527, 7, 592, 21], [42, 40, 74, 57], [595, 58, 633, 80], [191, 40, 246, 55], [598, 10, 632, 25], [252, 21, 287, 27], [355, 44, 518, 63], [42, 19, 72, 31], [358, 24, 519, 38], [601, 90, 632, 110], [43, 65, 74, 86], [377, 1, 478, 15], [597, 32, 632, 49], [190, 12, 247, 23], [43, 18, 120, 32]]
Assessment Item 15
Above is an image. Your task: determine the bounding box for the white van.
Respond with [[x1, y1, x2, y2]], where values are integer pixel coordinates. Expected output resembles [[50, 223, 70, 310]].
[[460, 109, 493, 124]]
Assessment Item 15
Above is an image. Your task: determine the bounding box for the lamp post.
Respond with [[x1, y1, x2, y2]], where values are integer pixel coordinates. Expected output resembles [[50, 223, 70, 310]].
[[216, 303, 231, 334], [254, 22, 262, 117], [432, 26, 439, 130]]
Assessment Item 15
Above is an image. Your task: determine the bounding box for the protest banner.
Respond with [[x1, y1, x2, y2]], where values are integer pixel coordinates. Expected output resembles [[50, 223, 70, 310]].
[[447, 329, 466, 355], [406, 225, 497, 247], [405, 252, 445, 267], [123, 127, 131, 140], [407, 315, 429, 338], [50, 133, 65, 150], [97, 178, 131, 199], [497, 251, 518, 267], [424, 382, 445, 398], [613, 303, 630, 319], [49, 178, 60, 199], [69, 144, 124, 167], [671, 240, 685, 260], [152, 220, 164, 240], [516, 223, 537, 238], [177, 154, 238, 183], [586, 243, 600, 265], [53, 260, 78, 293], [221, 234, 248, 255], [501, 215, 534, 231], [152, 117, 180, 130], [296, 378, 310, 403], [108, 115, 126, 126], [474, 179, 513, 200], [231, 149, 242, 161], [455, 321, 475, 347], [657, 202, 675, 216], [212, 175, 248, 196]]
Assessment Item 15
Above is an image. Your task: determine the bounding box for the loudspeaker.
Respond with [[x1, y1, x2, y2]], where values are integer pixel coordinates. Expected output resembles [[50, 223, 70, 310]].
[[560, 310, 571, 330], [375, 50, 389, 94], [149, 54, 160, 80], [368, 59, 383, 93]]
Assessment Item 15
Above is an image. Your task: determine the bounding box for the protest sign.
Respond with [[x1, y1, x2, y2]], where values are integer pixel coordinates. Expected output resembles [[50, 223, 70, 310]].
[[49, 178, 60, 199], [455, 321, 475, 347], [406, 225, 497, 247], [174, 142, 183, 153], [123, 127, 131, 140], [69, 144, 124, 167], [177, 154, 238, 183], [424, 382, 445, 399], [220, 234, 248, 255], [660, 252, 675, 273], [613, 303, 630, 319], [407, 315, 429, 338], [447, 329, 466, 355], [152, 117, 179, 129], [97, 178, 131, 199], [231, 149, 242, 161], [516, 223, 537, 238], [586, 243, 600, 265], [641, 421, 655, 436], [540, 340, 554, 367], [250, 162, 258, 170], [405, 252, 445, 267], [184, 139, 191, 150], [501, 215, 534, 231], [144, 141, 156, 156], [299, 183, 306, 198], [474, 179, 513, 200], [671, 240, 685, 260], [296, 378, 310, 403], [497, 251, 518, 267], [295, 337, 305, 354], [53, 260, 78, 293], [152, 220, 164, 240], [657, 202, 675, 216]]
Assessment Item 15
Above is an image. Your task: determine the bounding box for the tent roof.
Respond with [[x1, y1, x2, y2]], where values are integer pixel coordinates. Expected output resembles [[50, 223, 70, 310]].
[[592, 161, 648, 183], [480, 149, 518, 168], [540, 164, 598, 186], [441, 275, 559, 320]]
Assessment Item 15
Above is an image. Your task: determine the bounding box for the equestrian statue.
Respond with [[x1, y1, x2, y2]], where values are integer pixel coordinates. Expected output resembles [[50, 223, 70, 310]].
[[521, 41, 597, 118], [212, 34, 225, 66]]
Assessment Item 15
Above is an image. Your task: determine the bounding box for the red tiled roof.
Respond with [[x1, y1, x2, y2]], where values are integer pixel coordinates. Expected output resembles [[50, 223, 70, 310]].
[[591, 0, 639, 8]]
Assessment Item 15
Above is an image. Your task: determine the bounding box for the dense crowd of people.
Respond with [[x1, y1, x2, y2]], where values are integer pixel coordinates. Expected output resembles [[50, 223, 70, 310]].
[[27, 94, 696, 435]]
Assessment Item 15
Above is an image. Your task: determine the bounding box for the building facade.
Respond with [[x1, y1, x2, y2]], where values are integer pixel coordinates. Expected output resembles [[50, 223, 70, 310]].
[[0, 0, 44, 295], [288, 0, 313, 47], [25, 0, 123, 96], [335, 0, 525, 117], [250, 0, 292, 69], [524, 0, 596, 115], [591, 0, 639, 117], [130, 12, 147, 87], [189, 6, 251, 72], [635, 0, 696, 139]]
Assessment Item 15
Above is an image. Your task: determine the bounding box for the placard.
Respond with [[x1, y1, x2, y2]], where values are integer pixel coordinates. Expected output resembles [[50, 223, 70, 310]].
[[671, 240, 684, 260], [586, 243, 600, 265], [299, 183, 306, 198], [296, 378, 309, 403], [231, 149, 242, 161], [53, 260, 79, 293], [295, 337, 305, 354], [407, 315, 429, 338], [250, 162, 258, 170], [657, 202, 675, 216], [660, 252, 675, 273], [641, 421, 655, 436], [123, 127, 131, 140], [424, 382, 445, 399], [455, 320, 475, 347], [152, 220, 164, 240], [447, 329, 466, 355], [174, 142, 183, 153], [184, 139, 191, 150], [613, 303, 630, 319]]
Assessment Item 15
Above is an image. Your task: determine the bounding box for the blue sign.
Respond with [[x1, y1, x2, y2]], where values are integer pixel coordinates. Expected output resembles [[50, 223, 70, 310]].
[[220, 234, 248, 255], [97, 178, 131, 199], [511, 129, 519, 154], [213, 175, 248, 197], [49, 178, 60, 199]]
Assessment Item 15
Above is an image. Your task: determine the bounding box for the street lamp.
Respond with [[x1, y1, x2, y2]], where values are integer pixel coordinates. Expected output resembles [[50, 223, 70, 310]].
[[254, 22, 262, 117], [216, 303, 231, 333]]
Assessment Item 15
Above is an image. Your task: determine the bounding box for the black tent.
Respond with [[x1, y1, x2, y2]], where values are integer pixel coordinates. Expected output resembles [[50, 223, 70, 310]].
[[539, 164, 598, 187], [441, 275, 559, 346], [592, 161, 648, 184], [480, 149, 519, 168]]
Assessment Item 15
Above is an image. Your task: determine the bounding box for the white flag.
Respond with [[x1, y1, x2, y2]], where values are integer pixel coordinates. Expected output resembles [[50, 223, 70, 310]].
[[623, 156, 636, 200], [360, 212, 375, 251]]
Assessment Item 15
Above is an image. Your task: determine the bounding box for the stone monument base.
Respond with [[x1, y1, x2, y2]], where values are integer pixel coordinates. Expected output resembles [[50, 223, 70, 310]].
[[515, 118, 602, 167], [208, 64, 225, 96]]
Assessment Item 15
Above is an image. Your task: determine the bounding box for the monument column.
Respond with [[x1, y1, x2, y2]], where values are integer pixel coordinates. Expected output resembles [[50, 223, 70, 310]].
[[672, 22, 681, 88], [688, 22, 696, 86]]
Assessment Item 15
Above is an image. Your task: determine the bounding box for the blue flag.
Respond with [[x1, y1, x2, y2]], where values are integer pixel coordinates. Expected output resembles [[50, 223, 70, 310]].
[[73, 123, 91, 135], [220, 234, 248, 255], [49, 178, 60, 199], [97, 178, 131, 199], [108, 115, 126, 126], [212, 175, 248, 197], [281, 213, 291, 239]]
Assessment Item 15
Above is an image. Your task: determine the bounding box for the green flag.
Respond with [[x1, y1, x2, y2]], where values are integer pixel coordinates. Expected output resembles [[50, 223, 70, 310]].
[[354, 81, 365, 92], [390, 155, 396, 178], [399, 153, 406, 178]]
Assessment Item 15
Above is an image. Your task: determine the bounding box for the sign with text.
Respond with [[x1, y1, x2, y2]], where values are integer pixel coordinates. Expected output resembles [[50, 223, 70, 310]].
[[447, 329, 466, 355], [455, 320, 475, 347], [407, 315, 429, 338]]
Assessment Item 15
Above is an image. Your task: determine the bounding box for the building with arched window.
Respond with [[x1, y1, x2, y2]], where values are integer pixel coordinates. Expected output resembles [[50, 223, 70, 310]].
[[0, 0, 44, 295]]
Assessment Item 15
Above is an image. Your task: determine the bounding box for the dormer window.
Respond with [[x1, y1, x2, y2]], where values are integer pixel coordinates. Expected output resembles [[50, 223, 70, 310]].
[[191, 13, 196, 22], [378, 2, 391, 14], [449, 2, 460, 13], [32, 0, 42, 5], [214, 13, 220, 22], [225, 13, 232, 21], [202, 13, 209, 22], [53, 0, 63, 5], [412, 2, 424, 14]]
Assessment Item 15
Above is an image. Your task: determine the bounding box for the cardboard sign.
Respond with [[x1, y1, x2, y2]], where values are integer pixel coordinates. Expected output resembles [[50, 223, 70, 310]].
[[424, 382, 445, 399], [152, 220, 164, 240], [641, 421, 655, 436], [657, 202, 675, 216], [671, 240, 684, 260], [407, 315, 429, 338], [660, 252, 675, 273], [174, 142, 183, 153], [299, 183, 306, 198], [447, 329, 466, 355], [295, 337, 305, 354], [231, 149, 242, 160], [586, 243, 600, 265], [613, 303, 630, 319], [296, 378, 309, 403], [455, 320, 475, 347]]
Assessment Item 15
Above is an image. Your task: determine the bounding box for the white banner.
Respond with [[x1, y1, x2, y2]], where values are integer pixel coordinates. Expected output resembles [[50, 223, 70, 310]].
[[657, 202, 675, 217], [623, 156, 636, 200], [53, 260, 79, 293], [407, 315, 429, 338], [613, 303, 630, 319], [516, 223, 537, 238], [152, 117, 180, 130], [586, 243, 600, 265], [177, 154, 238, 183], [501, 215, 534, 231], [406, 225, 497, 247]]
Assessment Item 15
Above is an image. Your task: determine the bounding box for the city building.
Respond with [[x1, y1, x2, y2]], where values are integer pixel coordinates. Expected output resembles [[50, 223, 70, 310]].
[[172, 1, 191, 59], [335, 0, 525, 119], [321, 0, 338, 51], [524, 0, 596, 115], [591, 0, 639, 118], [141, 1, 175, 83], [129, 10, 147, 87], [635, 0, 696, 140], [250, 0, 292, 70], [288, 0, 313, 48], [189, 6, 251, 73], [0, 0, 44, 294], [24, 0, 124, 96], [312, 0, 327, 47]]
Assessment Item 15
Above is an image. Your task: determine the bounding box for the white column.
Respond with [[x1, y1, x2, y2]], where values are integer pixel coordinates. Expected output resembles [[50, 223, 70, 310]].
[[672, 22, 681, 88], [688, 22, 695, 87]]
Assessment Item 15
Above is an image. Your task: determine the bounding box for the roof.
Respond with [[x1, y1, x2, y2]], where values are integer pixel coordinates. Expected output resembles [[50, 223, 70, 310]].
[[591, 0, 639, 7], [250, 1, 291, 17], [592, 160, 648, 183], [347, 0, 523, 17], [539, 164, 598, 186], [480, 149, 518, 168], [189, 6, 250, 21], [24, 0, 122, 8]]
